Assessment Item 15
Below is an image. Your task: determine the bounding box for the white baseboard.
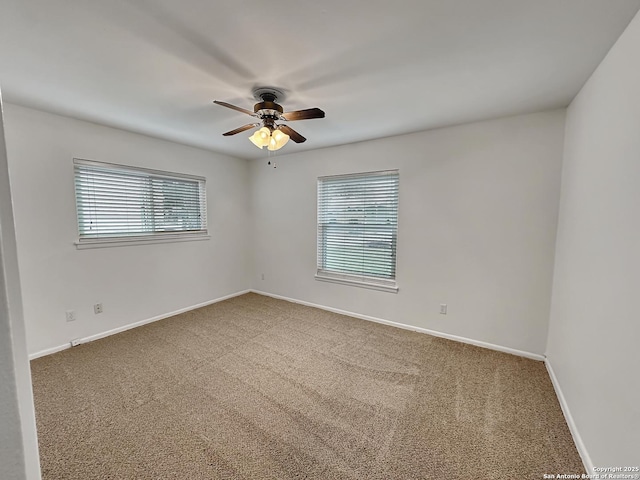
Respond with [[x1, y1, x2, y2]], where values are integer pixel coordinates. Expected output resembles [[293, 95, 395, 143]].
[[31, 287, 546, 363], [29, 344, 71, 359], [28, 289, 251, 360], [250, 289, 546, 361], [545, 358, 593, 474]]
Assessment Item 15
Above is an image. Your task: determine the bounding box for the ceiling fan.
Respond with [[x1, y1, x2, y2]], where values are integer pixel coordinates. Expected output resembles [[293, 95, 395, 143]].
[[214, 87, 325, 151]]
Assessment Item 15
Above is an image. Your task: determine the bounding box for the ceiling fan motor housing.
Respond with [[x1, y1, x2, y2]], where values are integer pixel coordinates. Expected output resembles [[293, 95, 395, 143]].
[[254, 101, 283, 117]]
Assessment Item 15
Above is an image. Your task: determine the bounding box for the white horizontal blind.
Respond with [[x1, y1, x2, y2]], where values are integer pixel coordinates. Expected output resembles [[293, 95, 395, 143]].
[[317, 170, 399, 287], [74, 159, 207, 241]]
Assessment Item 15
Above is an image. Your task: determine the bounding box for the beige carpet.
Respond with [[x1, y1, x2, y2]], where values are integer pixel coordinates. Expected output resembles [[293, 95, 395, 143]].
[[31, 293, 584, 479]]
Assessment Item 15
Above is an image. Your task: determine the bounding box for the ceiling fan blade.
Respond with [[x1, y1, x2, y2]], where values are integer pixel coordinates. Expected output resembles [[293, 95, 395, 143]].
[[281, 108, 325, 121], [278, 125, 306, 143], [222, 123, 259, 136], [214, 100, 256, 117]]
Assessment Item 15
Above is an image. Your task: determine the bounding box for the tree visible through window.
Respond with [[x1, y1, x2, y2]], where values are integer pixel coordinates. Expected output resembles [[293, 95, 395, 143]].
[[74, 159, 207, 243], [317, 170, 399, 291]]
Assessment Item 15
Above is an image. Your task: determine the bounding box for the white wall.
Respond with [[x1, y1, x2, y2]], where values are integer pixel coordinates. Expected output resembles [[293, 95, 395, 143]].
[[4, 104, 250, 356], [547, 10, 640, 468], [0, 94, 40, 479], [250, 110, 565, 356]]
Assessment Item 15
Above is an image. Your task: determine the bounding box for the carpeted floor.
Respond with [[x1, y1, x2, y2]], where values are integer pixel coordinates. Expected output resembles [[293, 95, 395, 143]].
[[31, 293, 584, 479]]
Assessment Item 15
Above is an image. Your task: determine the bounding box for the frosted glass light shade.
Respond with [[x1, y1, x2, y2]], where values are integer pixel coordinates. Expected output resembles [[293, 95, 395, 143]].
[[249, 130, 265, 148], [272, 129, 290, 149], [249, 127, 272, 148], [257, 127, 271, 145]]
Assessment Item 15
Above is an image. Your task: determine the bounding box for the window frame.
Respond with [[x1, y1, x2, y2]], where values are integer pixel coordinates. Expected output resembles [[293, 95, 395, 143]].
[[316, 170, 399, 293], [73, 158, 209, 249]]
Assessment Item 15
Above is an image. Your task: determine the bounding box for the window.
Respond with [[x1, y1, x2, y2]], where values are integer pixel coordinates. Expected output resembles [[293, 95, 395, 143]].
[[316, 170, 399, 292], [73, 159, 208, 248]]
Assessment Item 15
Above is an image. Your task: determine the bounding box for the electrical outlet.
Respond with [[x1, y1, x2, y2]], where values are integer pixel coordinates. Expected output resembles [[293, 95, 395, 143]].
[[94, 303, 103, 314], [440, 304, 448, 315], [261, 273, 265, 280], [65, 310, 76, 322]]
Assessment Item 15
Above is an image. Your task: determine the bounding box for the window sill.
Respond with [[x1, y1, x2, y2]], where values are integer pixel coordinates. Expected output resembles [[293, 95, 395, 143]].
[[75, 233, 210, 250], [315, 273, 398, 293]]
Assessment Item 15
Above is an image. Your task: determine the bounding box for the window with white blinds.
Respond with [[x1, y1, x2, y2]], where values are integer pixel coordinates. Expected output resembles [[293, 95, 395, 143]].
[[317, 170, 399, 292], [74, 159, 207, 247]]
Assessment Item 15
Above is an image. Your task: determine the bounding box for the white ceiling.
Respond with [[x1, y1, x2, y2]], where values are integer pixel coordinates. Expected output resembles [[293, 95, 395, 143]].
[[1, 0, 638, 160]]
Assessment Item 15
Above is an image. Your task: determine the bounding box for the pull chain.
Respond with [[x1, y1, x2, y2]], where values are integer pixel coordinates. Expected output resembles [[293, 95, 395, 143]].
[[267, 150, 277, 168]]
